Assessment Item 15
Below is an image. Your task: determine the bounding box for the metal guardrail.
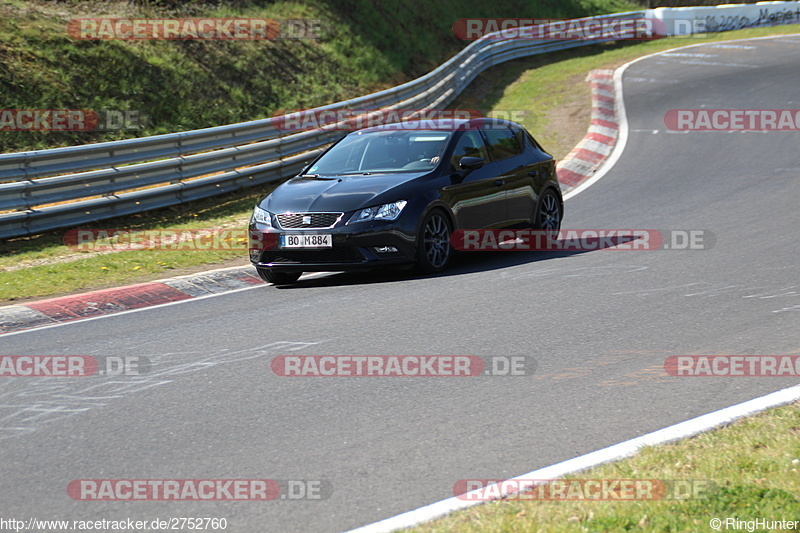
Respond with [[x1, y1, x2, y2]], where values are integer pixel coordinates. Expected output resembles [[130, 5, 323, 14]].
[[0, 11, 645, 240]]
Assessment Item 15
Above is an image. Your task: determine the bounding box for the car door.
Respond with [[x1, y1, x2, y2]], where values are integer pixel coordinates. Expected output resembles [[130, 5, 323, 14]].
[[514, 127, 556, 224], [483, 125, 539, 227], [440, 130, 507, 229]]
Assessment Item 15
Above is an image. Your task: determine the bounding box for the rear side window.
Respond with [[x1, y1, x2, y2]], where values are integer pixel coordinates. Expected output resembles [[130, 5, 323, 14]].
[[511, 125, 551, 161], [513, 127, 532, 150], [513, 126, 544, 152], [481, 126, 522, 160]]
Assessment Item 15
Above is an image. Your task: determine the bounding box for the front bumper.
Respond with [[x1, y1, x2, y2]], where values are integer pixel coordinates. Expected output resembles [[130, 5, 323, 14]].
[[249, 221, 418, 272]]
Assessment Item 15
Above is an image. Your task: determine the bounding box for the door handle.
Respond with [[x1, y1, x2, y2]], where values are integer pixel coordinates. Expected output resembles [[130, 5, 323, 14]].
[[528, 170, 538, 177], [493, 179, 505, 187]]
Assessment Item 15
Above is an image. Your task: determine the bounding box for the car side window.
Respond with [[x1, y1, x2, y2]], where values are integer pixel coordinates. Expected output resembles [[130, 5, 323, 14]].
[[450, 131, 489, 171], [513, 127, 532, 150], [511, 125, 551, 161], [482, 126, 522, 161]]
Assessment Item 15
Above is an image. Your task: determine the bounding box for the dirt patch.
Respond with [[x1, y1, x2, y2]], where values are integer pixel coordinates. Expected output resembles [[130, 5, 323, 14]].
[[544, 72, 594, 160]]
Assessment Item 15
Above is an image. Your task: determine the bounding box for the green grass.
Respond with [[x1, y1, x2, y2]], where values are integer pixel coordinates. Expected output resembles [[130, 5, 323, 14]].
[[409, 402, 800, 532], [452, 23, 800, 159], [0, 0, 640, 152], [0, 182, 277, 302]]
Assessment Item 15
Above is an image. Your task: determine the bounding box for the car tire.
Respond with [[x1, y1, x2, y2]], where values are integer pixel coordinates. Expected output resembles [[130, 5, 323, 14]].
[[415, 209, 452, 274], [258, 269, 302, 285], [533, 188, 563, 238]]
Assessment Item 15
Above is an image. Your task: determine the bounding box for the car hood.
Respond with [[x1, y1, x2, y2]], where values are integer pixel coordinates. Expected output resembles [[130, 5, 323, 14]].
[[261, 172, 428, 213]]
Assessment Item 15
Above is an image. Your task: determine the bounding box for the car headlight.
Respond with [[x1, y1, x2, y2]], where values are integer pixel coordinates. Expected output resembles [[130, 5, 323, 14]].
[[251, 206, 273, 227], [348, 200, 407, 224]]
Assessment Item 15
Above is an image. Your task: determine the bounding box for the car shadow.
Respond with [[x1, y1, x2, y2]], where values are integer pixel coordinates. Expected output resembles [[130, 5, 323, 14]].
[[275, 234, 645, 289]]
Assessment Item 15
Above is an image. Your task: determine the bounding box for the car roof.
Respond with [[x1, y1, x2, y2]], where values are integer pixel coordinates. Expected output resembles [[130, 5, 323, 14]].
[[355, 117, 520, 133]]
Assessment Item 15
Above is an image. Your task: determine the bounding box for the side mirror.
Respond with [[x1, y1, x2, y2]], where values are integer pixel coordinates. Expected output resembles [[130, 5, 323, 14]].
[[459, 156, 484, 171]]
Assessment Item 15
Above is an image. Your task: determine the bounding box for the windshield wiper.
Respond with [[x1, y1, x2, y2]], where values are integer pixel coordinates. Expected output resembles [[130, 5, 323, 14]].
[[300, 173, 338, 180]]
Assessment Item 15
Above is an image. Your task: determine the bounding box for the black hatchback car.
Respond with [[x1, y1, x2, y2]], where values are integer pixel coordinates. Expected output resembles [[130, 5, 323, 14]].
[[249, 117, 562, 284]]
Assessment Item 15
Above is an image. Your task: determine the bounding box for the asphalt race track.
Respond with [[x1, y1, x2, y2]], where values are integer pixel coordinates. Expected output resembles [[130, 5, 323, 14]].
[[2, 35, 799, 532]]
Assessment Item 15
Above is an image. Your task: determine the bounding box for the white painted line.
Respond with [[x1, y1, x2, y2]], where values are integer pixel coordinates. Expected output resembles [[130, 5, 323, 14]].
[[660, 52, 718, 58], [564, 31, 800, 201], [150, 263, 255, 282], [671, 60, 760, 68], [0, 269, 338, 337], [343, 30, 800, 532], [708, 44, 756, 50], [0, 283, 268, 338], [345, 383, 800, 533]]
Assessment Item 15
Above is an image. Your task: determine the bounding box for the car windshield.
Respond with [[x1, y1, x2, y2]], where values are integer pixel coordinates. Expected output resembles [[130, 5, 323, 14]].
[[307, 130, 452, 175]]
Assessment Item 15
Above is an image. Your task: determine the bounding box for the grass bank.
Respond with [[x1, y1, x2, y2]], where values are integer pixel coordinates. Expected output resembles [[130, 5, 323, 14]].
[[0, 0, 638, 152], [409, 401, 800, 532], [2, 12, 799, 302]]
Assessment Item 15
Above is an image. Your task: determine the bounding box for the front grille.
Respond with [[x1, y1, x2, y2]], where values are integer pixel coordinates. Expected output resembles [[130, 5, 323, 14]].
[[276, 212, 343, 229], [262, 248, 364, 264]]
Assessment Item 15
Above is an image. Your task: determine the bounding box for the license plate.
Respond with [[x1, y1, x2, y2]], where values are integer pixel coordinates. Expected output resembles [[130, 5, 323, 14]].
[[281, 234, 332, 248]]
